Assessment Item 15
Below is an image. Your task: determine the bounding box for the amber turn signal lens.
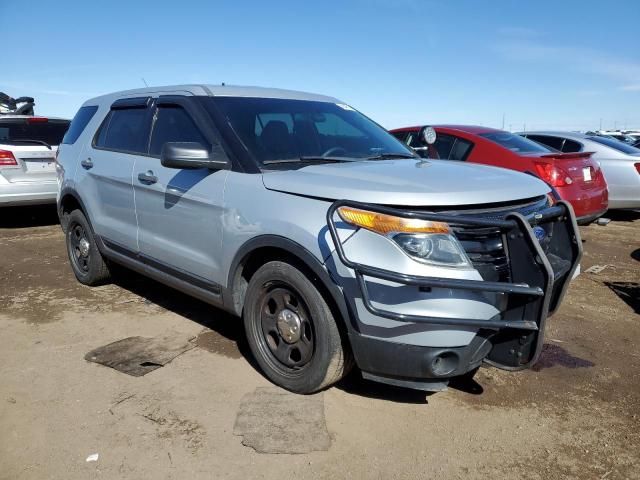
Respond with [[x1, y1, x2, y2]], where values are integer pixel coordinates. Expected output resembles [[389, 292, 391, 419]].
[[337, 206, 450, 235]]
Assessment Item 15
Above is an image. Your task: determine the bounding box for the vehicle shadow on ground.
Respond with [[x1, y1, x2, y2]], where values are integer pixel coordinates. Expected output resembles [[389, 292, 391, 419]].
[[0, 205, 59, 228], [605, 209, 640, 222], [337, 368, 484, 404], [605, 282, 640, 314], [111, 268, 489, 403], [109, 268, 257, 366]]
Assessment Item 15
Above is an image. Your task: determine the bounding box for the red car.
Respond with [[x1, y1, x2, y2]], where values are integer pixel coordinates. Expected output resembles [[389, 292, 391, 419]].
[[390, 125, 608, 224]]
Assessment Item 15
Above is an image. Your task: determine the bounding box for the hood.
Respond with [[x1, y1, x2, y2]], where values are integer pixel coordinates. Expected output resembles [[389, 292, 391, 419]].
[[262, 159, 550, 206]]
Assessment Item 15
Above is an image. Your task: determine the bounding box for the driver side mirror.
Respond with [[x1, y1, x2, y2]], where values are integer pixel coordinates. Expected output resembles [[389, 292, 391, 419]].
[[160, 142, 230, 170]]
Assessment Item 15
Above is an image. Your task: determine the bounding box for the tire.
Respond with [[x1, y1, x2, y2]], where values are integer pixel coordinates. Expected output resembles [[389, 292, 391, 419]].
[[65, 209, 111, 286], [243, 260, 352, 393]]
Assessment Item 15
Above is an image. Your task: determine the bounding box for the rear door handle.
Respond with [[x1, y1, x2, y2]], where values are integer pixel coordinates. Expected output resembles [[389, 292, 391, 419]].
[[80, 158, 93, 169], [137, 170, 158, 185]]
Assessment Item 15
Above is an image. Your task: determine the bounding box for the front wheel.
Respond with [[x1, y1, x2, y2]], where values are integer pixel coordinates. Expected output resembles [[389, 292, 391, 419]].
[[243, 261, 351, 393]]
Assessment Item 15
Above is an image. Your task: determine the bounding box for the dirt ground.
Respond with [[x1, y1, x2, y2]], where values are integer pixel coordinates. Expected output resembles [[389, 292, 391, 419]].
[[1, 205, 638, 480]]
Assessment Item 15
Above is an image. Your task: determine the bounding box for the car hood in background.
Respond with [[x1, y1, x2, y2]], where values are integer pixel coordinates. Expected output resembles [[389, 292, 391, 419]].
[[262, 159, 550, 206]]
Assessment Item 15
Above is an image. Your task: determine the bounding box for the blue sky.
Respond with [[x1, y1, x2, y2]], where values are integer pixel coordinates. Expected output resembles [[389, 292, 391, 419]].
[[2, 0, 639, 131]]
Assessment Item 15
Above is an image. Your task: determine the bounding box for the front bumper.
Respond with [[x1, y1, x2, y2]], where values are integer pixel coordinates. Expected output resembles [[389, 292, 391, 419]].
[[327, 200, 582, 387], [0, 180, 58, 206]]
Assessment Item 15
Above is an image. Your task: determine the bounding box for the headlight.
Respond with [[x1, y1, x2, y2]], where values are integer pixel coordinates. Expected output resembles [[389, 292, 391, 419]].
[[392, 233, 470, 267], [337, 206, 472, 268]]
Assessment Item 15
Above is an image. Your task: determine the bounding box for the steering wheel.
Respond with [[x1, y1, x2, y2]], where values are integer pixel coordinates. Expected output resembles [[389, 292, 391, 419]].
[[321, 146, 347, 157]]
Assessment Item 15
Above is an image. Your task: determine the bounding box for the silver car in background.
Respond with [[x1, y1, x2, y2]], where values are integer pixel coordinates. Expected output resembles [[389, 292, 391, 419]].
[[519, 131, 640, 210], [0, 114, 70, 206]]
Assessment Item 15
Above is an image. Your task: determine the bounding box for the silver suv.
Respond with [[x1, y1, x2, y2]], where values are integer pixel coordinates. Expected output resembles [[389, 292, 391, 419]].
[[56, 85, 581, 393]]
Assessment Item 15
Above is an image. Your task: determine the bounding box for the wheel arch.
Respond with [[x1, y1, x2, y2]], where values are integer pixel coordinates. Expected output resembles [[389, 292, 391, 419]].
[[224, 235, 351, 331], [58, 188, 91, 232]]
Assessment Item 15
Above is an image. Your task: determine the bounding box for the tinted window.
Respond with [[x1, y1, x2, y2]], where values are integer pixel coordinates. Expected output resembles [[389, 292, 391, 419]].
[[449, 138, 473, 160], [0, 119, 70, 146], [408, 133, 423, 148], [525, 135, 564, 151], [391, 131, 408, 143], [481, 132, 551, 153], [314, 113, 365, 138], [94, 108, 150, 153], [562, 139, 582, 153], [149, 106, 209, 156], [255, 113, 293, 135], [209, 97, 412, 165], [433, 134, 456, 159], [63, 106, 98, 144], [405, 132, 416, 146], [589, 136, 640, 155]]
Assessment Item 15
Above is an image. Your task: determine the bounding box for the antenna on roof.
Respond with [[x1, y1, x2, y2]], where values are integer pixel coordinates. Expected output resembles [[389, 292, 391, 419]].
[[141, 77, 149, 87]]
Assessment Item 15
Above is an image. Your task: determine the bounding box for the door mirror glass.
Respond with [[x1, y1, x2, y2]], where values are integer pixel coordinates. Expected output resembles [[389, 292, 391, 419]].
[[160, 142, 230, 170]]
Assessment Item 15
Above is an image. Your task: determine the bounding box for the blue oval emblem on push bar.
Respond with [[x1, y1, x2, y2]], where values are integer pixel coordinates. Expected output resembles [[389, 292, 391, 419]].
[[533, 226, 546, 242]]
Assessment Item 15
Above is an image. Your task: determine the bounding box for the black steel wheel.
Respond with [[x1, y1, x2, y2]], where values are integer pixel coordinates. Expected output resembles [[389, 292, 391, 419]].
[[258, 284, 315, 371], [69, 222, 91, 274], [243, 260, 352, 393], [64, 209, 110, 286]]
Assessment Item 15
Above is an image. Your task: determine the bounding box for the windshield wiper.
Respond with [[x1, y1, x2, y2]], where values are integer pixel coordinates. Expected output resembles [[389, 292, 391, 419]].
[[7, 139, 52, 150], [263, 156, 356, 165], [367, 153, 416, 160]]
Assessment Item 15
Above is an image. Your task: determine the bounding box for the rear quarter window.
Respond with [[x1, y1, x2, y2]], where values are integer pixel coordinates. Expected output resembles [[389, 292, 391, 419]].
[[62, 106, 98, 144]]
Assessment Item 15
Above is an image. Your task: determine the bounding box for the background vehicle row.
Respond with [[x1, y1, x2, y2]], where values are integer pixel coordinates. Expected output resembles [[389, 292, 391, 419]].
[[390, 125, 610, 224]]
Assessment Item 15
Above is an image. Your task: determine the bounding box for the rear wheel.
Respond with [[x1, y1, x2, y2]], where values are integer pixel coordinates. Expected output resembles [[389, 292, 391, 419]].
[[65, 209, 110, 286], [243, 261, 351, 393]]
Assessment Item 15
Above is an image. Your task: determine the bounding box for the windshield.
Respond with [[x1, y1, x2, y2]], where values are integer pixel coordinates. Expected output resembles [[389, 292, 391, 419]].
[[0, 119, 70, 146], [480, 132, 552, 153], [209, 97, 414, 165], [589, 136, 640, 155]]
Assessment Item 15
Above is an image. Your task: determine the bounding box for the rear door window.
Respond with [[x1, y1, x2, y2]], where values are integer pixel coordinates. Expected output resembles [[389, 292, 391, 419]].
[[0, 119, 70, 146], [149, 105, 209, 156], [432, 134, 456, 159], [94, 108, 151, 154], [449, 138, 473, 160], [63, 106, 98, 144]]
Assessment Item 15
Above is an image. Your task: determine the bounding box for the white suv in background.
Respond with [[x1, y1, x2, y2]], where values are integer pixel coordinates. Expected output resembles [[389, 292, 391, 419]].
[[0, 114, 70, 206]]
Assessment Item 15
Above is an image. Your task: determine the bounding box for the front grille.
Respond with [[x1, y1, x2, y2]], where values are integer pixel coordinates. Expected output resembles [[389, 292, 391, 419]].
[[447, 196, 551, 282], [399, 195, 554, 282], [455, 226, 509, 282]]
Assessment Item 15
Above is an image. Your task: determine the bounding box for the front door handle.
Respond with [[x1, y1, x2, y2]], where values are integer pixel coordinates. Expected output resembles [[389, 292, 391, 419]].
[[137, 170, 158, 185], [80, 158, 93, 169]]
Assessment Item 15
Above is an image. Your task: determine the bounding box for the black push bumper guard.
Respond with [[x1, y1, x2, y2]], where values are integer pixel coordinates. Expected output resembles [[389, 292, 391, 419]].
[[327, 199, 582, 369]]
